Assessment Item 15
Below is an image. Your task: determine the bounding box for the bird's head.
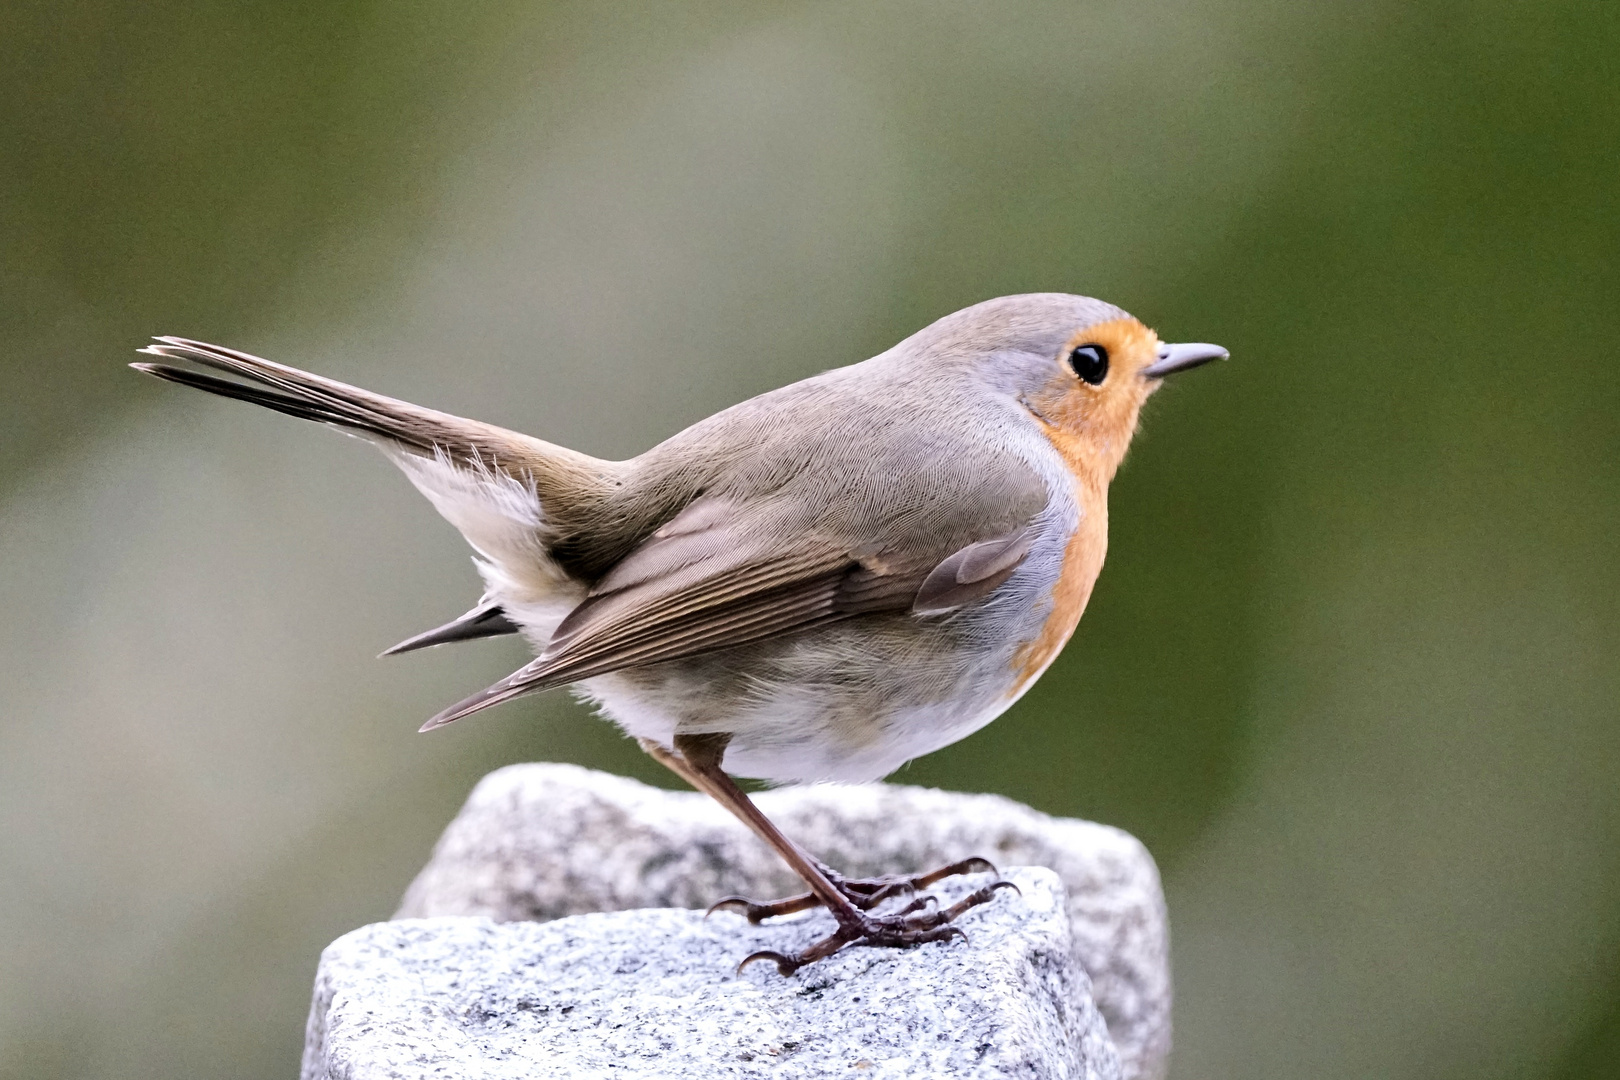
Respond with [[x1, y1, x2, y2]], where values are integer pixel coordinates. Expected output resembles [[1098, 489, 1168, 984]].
[[898, 293, 1227, 484]]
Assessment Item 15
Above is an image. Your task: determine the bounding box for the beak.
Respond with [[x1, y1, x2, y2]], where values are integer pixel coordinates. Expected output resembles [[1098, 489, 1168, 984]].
[[1143, 341, 1228, 379]]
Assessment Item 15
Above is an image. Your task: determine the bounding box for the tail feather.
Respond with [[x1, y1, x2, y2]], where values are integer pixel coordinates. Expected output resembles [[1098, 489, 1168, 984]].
[[134, 336, 622, 609], [131, 360, 409, 441], [381, 598, 520, 657], [137, 336, 546, 467]]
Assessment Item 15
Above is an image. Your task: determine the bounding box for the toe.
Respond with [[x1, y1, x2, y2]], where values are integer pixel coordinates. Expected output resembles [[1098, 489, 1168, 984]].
[[737, 950, 801, 977], [707, 892, 821, 924]]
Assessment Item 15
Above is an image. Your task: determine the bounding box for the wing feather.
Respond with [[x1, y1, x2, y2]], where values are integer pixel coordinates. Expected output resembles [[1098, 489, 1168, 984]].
[[912, 527, 1035, 615], [419, 497, 1039, 730]]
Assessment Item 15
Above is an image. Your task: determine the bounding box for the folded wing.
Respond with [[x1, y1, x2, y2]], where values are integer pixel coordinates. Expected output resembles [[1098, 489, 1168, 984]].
[[420, 497, 1035, 730]]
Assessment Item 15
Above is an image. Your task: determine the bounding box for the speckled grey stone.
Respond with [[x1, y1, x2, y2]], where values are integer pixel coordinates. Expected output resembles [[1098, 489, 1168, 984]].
[[396, 764, 1169, 1080], [306, 867, 1119, 1080]]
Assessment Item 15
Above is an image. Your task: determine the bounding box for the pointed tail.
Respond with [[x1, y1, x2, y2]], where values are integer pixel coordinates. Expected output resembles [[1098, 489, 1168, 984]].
[[134, 337, 596, 474], [135, 337, 621, 643]]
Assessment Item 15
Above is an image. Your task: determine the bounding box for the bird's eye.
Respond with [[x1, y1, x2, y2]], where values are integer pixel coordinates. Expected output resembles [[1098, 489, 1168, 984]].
[[1068, 344, 1109, 385]]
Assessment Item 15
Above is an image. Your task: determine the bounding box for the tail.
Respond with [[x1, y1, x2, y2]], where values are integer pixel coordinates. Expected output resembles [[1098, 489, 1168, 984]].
[[134, 337, 619, 625], [134, 336, 594, 472]]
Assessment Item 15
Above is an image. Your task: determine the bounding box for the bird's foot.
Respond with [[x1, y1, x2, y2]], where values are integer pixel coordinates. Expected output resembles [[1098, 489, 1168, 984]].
[[709, 859, 1019, 976], [707, 856, 1002, 923], [732, 877, 1021, 976]]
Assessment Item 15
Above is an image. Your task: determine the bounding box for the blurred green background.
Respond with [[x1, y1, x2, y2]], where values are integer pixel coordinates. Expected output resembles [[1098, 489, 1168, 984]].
[[2, 1, 1617, 1077]]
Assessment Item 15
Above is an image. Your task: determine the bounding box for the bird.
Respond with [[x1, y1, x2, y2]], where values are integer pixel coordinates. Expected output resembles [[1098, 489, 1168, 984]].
[[132, 293, 1225, 974]]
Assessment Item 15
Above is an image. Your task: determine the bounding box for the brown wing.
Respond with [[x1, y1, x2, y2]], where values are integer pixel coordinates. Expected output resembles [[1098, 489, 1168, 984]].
[[419, 497, 1036, 730]]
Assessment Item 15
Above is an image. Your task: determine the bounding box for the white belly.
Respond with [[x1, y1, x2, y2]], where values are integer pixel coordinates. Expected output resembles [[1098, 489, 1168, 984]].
[[572, 545, 1066, 784]]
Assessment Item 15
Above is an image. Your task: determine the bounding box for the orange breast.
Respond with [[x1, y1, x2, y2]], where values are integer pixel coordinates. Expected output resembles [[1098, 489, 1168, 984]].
[[1008, 431, 1109, 696]]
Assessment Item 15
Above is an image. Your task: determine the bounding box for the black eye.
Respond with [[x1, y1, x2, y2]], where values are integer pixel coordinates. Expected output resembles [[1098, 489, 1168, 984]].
[[1068, 344, 1109, 384]]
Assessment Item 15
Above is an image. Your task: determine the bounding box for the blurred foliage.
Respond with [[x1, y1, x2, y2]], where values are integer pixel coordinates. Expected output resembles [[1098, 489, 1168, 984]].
[[0, 0, 539, 488], [1, 1, 1617, 1078]]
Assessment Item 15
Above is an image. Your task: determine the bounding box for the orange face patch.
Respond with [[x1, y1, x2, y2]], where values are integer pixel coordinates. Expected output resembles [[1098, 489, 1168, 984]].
[[1020, 317, 1162, 487]]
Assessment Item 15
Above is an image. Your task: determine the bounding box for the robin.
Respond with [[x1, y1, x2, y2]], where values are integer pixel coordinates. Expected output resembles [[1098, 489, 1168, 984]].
[[134, 293, 1224, 974]]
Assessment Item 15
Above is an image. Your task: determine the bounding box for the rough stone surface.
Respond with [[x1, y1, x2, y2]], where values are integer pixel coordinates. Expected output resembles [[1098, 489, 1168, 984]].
[[306, 868, 1119, 1080], [396, 764, 1170, 1080]]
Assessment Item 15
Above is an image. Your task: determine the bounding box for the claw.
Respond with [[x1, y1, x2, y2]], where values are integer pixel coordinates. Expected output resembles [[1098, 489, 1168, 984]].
[[855, 881, 916, 910], [738, 950, 801, 977], [909, 856, 997, 890], [896, 894, 940, 916], [938, 878, 1022, 923], [707, 891, 820, 924], [706, 895, 755, 921], [716, 855, 1015, 976]]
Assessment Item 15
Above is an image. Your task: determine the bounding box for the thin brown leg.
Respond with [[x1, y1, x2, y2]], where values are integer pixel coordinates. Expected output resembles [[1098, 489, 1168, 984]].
[[668, 733, 866, 925], [643, 736, 995, 916], [640, 738, 832, 921], [639, 733, 1018, 976]]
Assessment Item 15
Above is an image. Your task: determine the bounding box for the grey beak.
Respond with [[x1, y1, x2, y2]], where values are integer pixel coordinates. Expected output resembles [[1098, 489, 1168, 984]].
[[1143, 342, 1228, 379]]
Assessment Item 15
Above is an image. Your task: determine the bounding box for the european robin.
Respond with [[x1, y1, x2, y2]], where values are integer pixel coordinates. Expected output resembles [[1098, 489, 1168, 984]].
[[134, 293, 1225, 973]]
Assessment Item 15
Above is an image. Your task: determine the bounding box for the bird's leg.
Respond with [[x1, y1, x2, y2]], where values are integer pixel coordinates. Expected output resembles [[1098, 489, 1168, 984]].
[[640, 737, 1000, 916], [640, 734, 1018, 976], [641, 735, 865, 920]]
